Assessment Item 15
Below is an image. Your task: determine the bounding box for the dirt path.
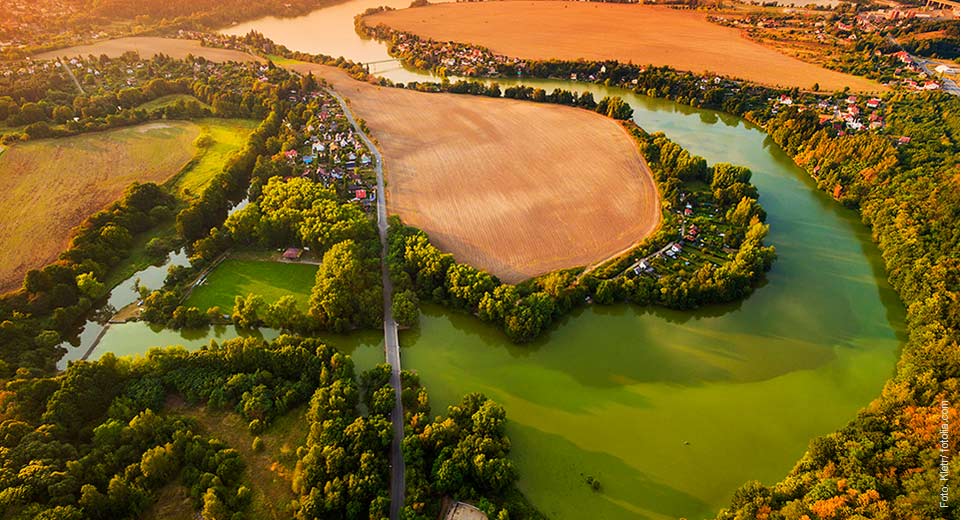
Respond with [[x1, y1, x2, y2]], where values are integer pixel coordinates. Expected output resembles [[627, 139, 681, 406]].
[[58, 58, 85, 95]]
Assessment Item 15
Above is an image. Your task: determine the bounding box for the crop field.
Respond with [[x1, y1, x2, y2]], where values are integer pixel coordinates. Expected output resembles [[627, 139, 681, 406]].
[[169, 118, 258, 200], [365, 1, 885, 92], [285, 61, 660, 283], [34, 36, 265, 63], [185, 259, 318, 312], [0, 122, 201, 293]]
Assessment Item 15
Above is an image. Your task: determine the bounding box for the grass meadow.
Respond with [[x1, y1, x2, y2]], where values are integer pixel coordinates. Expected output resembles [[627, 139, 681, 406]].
[[185, 259, 318, 312]]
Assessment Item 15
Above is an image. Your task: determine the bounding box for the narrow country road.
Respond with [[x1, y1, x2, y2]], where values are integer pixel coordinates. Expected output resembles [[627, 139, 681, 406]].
[[326, 88, 405, 519], [58, 58, 86, 95]]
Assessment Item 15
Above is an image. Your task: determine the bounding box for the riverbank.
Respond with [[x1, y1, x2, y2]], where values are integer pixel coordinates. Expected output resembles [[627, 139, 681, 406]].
[[362, 1, 885, 92]]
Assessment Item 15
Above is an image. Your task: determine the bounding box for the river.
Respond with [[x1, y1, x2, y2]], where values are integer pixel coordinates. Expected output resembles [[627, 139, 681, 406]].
[[80, 4, 905, 518]]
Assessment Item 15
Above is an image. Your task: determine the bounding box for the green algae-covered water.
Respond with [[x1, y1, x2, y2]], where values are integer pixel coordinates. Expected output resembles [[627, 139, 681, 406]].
[[392, 86, 903, 518], [91, 321, 386, 373], [114, 6, 912, 518]]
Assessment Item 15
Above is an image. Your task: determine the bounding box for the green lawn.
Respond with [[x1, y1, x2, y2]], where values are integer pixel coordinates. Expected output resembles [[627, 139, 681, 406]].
[[267, 55, 303, 67], [138, 94, 213, 112], [167, 118, 258, 201], [186, 259, 318, 312], [105, 117, 257, 291]]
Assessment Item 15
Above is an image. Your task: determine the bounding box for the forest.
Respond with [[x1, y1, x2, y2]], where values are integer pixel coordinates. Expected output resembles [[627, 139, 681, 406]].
[[718, 90, 960, 520], [0, 24, 956, 520], [0, 333, 536, 519], [285, 26, 961, 515]]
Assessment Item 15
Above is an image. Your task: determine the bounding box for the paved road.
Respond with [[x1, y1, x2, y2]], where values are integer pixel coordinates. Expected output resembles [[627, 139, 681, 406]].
[[326, 88, 405, 520], [885, 34, 959, 96]]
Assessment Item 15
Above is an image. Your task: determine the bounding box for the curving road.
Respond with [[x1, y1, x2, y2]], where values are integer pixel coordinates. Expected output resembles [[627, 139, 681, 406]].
[[326, 88, 405, 519]]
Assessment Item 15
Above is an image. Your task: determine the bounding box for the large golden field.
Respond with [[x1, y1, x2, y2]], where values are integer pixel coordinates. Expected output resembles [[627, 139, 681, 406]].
[[0, 122, 200, 292], [365, 1, 885, 92], [287, 61, 660, 282], [34, 37, 264, 63]]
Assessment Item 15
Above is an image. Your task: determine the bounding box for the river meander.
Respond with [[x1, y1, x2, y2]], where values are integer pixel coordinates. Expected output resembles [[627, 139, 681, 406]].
[[78, 4, 906, 518]]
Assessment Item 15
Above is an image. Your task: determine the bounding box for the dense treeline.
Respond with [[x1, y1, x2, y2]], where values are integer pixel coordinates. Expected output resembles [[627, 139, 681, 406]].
[[718, 91, 960, 519], [0, 334, 332, 519], [403, 389, 546, 519], [291, 359, 393, 519], [224, 177, 374, 253], [1, 55, 281, 144], [0, 183, 175, 376], [307, 239, 382, 332], [386, 125, 772, 341]]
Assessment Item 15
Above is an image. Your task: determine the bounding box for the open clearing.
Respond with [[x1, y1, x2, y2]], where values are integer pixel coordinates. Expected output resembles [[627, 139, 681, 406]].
[[286, 60, 660, 283], [185, 259, 318, 311], [0, 118, 254, 294], [0, 122, 199, 293], [170, 118, 258, 200], [166, 401, 307, 520], [365, 1, 884, 92], [34, 36, 264, 63]]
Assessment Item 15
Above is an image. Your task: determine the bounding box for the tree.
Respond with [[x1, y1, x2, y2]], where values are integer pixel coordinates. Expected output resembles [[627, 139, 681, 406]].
[[201, 488, 230, 520], [75, 272, 106, 300], [392, 290, 419, 328], [308, 240, 381, 332], [232, 293, 265, 329], [597, 96, 634, 120], [264, 295, 305, 331], [52, 105, 74, 123]]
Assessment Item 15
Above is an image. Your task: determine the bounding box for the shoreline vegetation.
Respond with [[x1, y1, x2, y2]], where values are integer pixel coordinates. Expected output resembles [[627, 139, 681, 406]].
[[0, 53, 543, 520], [342, 8, 962, 519], [361, 1, 886, 92], [197, 28, 959, 517], [0, 14, 955, 520], [129, 59, 772, 343]]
